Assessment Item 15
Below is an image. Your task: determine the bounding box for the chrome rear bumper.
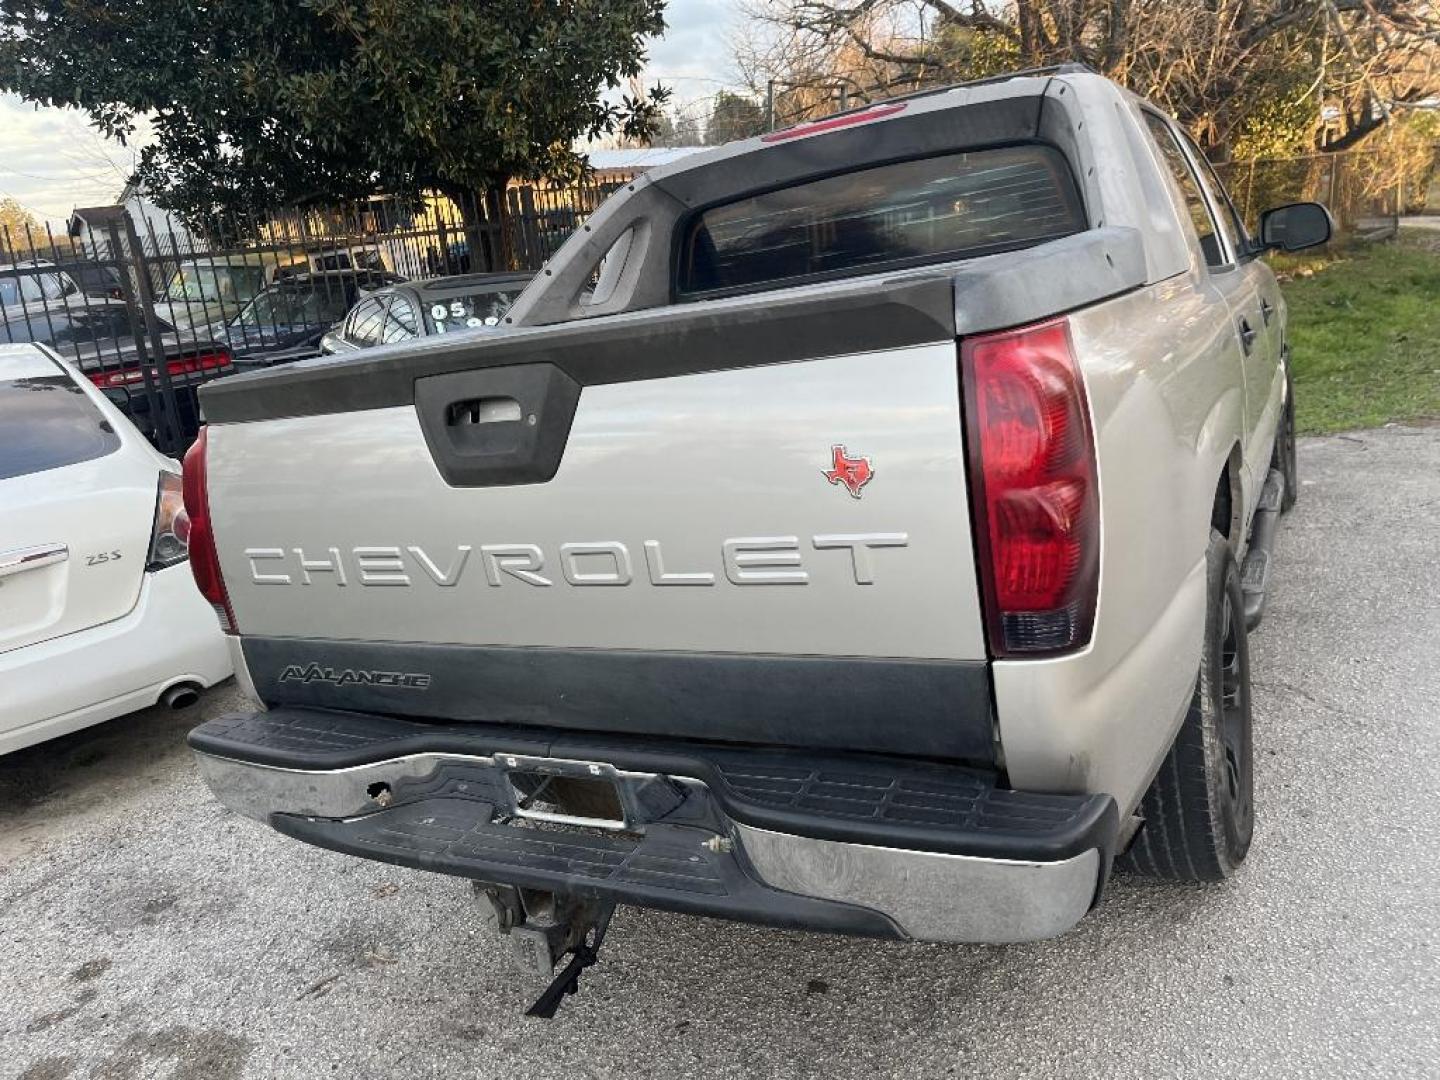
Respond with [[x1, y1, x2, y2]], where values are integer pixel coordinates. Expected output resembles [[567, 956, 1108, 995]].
[[193, 746, 1109, 944]]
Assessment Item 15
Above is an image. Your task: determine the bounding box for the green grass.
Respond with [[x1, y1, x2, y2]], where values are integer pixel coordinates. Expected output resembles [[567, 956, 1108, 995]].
[[1280, 233, 1440, 433]]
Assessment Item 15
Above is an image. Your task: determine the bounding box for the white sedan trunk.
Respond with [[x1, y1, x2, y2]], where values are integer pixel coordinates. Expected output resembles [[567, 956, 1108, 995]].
[[0, 348, 158, 654]]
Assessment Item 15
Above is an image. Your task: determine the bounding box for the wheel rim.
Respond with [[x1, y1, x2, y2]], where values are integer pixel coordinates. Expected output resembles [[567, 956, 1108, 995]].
[[1217, 592, 1253, 827]]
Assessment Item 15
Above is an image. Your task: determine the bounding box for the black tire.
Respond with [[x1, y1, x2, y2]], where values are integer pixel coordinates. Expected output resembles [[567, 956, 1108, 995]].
[[1274, 367, 1298, 512], [1120, 530, 1255, 881]]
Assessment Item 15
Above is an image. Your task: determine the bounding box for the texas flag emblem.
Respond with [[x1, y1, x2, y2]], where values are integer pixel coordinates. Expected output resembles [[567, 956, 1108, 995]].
[[823, 445, 874, 499]]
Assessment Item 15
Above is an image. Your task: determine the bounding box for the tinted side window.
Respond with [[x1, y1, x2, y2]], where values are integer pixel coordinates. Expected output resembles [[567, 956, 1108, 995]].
[[347, 298, 387, 347], [1179, 131, 1250, 254], [1143, 113, 1228, 269], [0, 367, 121, 480], [676, 145, 1086, 298]]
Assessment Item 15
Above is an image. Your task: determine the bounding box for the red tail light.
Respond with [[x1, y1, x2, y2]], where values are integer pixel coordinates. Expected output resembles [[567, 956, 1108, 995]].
[[89, 368, 140, 388], [181, 427, 238, 634], [88, 349, 233, 389], [961, 318, 1099, 656], [167, 349, 233, 378]]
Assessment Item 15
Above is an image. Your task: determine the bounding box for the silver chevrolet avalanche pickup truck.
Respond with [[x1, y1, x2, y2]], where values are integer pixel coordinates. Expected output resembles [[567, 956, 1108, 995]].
[[184, 66, 1329, 1009]]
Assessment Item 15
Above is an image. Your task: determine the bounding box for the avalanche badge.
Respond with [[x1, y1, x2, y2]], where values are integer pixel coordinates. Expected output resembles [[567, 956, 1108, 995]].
[[823, 445, 874, 499]]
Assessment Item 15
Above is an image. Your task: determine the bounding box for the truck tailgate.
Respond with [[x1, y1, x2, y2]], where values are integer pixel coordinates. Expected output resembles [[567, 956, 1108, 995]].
[[204, 287, 994, 760]]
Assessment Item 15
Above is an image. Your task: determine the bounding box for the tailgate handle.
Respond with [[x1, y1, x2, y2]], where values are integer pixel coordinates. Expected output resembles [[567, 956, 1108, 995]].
[[447, 396, 524, 426], [415, 363, 581, 487], [0, 543, 68, 579]]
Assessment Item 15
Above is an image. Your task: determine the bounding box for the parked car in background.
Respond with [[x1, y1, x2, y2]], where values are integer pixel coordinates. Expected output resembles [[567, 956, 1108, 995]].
[[0, 296, 233, 444], [0, 259, 81, 307], [206, 269, 402, 368], [0, 342, 232, 755], [157, 248, 397, 334], [154, 254, 304, 333], [319, 272, 531, 354]]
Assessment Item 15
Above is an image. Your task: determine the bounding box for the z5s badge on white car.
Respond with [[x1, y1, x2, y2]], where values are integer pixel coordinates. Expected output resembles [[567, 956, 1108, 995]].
[[0, 343, 232, 754]]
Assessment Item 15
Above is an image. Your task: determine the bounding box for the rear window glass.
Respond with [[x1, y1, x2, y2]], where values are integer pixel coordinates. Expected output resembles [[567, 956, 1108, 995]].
[[64, 264, 122, 290], [237, 284, 353, 329], [676, 145, 1086, 298], [426, 288, 523, 333], [162, 264, 266, 304], [0, 368, 121, 481]]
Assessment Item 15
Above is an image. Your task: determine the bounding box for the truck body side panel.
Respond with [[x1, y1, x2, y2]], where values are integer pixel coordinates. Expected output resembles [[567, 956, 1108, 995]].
[[993, 274, 1247, 812]]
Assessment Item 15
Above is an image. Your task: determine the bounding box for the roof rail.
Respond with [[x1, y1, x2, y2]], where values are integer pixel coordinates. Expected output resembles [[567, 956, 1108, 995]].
[[776, 62, 1098, 129]]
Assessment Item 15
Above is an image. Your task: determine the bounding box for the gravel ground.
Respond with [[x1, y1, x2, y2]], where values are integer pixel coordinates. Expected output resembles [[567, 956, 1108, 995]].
[[3, 427, 1438, 1080]]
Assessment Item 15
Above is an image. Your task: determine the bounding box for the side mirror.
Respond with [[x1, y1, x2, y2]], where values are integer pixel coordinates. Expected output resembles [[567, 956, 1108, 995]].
[[1260, 202, 1333, 253], [100, 386, 132, 410]]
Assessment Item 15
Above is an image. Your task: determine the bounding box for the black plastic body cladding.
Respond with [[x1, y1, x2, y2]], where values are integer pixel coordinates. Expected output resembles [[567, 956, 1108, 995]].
[[240, 637, 997, 763], [199, 276, 956, 424]]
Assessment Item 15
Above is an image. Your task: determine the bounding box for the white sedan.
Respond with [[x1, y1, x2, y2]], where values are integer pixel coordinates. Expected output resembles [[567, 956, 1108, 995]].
[[0, 342, 232, 754]]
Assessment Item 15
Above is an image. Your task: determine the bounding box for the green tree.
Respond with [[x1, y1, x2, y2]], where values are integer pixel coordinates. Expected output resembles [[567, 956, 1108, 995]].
[[649, 109, 705, 147], [0, 1, 671, 232], [674, 114, 704, 146], [649, 111, 680, 145], [706, 91, 767, 144]]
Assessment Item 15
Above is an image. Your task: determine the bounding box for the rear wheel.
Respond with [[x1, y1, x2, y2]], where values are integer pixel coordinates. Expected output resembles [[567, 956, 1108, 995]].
[[1121, 530, 1254, 880], [1274, 367, 1298, 512]]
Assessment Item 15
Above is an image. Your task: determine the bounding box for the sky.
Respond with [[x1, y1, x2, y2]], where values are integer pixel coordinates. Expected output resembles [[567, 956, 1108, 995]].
[[0, 0, 742, 230]]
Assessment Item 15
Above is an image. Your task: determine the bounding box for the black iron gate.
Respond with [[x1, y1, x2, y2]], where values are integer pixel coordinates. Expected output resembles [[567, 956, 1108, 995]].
[[3, 180, 630, 456], [2, 207, 204, 455]]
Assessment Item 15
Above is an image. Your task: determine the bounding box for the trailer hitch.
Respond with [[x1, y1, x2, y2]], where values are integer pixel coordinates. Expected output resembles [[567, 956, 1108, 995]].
[[478, 884, 616, 1019], [525, 904, 614, 1019]]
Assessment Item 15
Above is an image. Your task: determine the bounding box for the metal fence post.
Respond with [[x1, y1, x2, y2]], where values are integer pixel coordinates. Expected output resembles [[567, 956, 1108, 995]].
[[435, 213, 451, 274], [519, 186, 539, 265], [119, 210, 188, 455], [99, 212, 180, 452], [1329, 154, 1342, 233]]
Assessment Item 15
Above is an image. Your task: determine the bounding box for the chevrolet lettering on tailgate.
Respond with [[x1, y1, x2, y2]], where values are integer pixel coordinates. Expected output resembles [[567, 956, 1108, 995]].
[[241, 534, 911, 588]]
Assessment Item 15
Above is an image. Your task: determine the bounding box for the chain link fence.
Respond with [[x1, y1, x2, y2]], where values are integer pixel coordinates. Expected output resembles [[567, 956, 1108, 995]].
[[1214, 148, 1439, 241]]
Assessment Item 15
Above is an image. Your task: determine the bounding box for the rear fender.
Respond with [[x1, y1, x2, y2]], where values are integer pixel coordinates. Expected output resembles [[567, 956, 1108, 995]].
[[992, 277, 1244, 813]]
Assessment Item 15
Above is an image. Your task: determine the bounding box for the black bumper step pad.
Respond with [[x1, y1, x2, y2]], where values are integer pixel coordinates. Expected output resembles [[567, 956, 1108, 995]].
[[272, 797, 902, 938], [193, 708, 1117, 863]]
